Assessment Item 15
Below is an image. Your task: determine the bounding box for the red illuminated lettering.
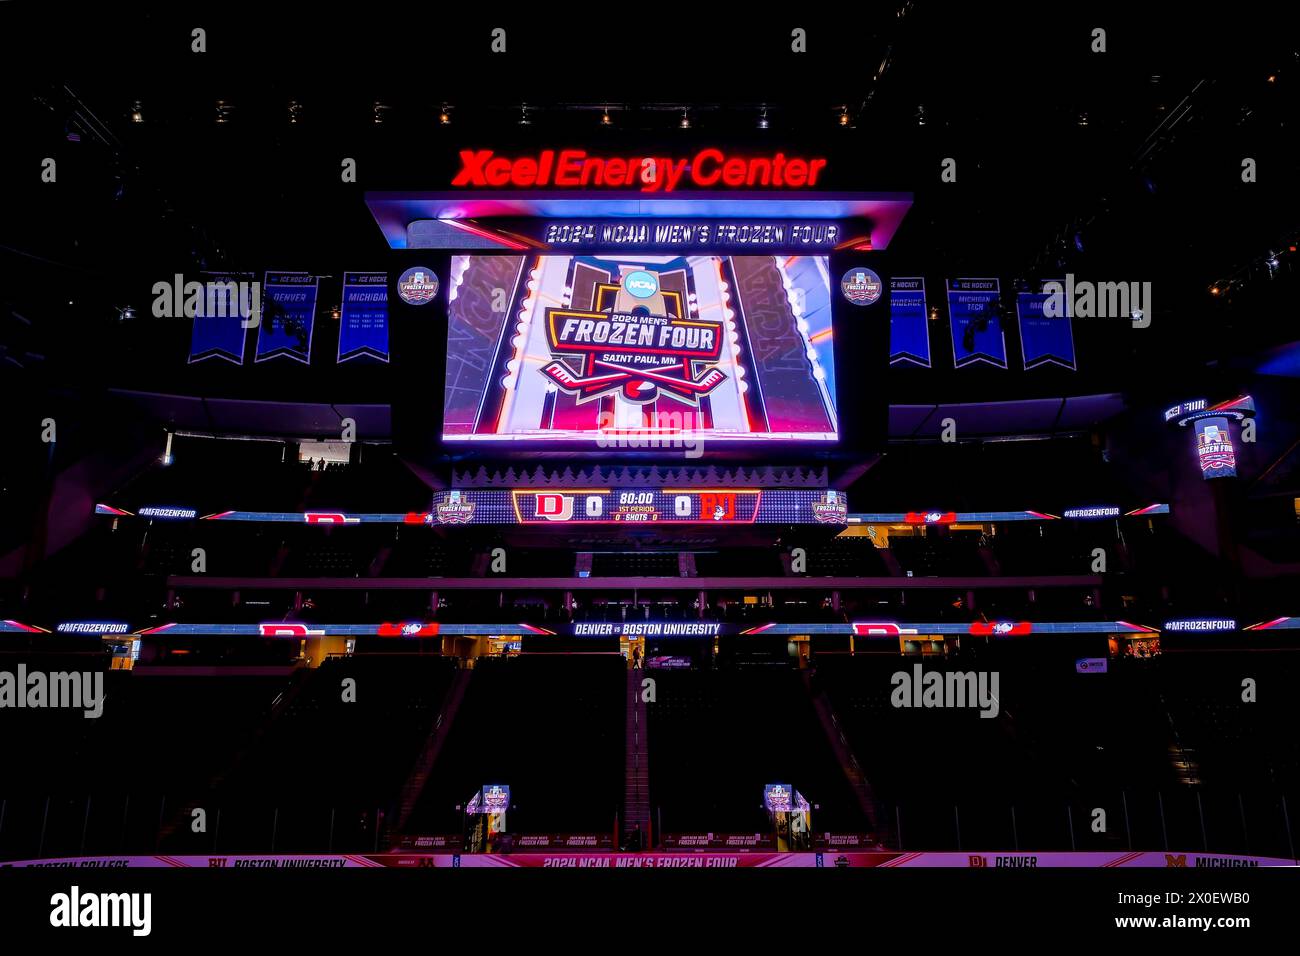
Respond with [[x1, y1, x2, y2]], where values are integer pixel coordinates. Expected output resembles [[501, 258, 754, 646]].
[[451, 149, 491, 186], [692, 149, 724, 187], [485, 157, 511, 187], [513, 157, 538, 186], [450, 149, 829, 192], [555, 150, 585, 186], [722, 157, 748, 187]]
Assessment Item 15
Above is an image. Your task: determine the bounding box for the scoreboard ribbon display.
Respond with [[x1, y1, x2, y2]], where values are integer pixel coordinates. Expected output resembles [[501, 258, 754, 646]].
[[433, 488, 848, 525], [255, 272, 319, 363]]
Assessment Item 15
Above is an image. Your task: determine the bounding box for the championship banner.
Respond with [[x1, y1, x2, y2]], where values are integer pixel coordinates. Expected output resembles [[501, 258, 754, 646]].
[[1193, 417, 1237, 478], [255, 272, 319, 363], [443, 254, 838, 443], [188, 272, 253, 364], [947, 279, 1007, 368], [1016, 281, 1076, 370], [338, 271, 389, 363], [889, 278, 930, 367]]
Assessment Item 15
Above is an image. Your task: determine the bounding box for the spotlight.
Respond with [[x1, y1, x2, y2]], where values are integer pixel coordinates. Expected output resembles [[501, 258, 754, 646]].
[[601, 106, 611, 126], [1209, 284, 1221, 296], [838, 107, 850, 127], [679, 108, 691, 129], [215, 100, 231, 124], [928, 306, 939, 321], [915, 104, 926, 126], [373, 101, 388, 124], [439, 105, 452, 125], [519, 104, 531, 126], [130, 100, 143, 123], [1078, 112, 1089, 126], [757, 107, 769, 130]]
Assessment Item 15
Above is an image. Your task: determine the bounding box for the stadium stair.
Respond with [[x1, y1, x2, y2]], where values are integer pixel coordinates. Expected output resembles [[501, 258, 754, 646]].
[[879, 548, 906, 577], [623, 668, 651, 846], [802, 670, 881, 838], [394, 666, 473, 836], [367, 543, 392, 577], [978, 544, 1001, 575], [155, 664, 313, 846]]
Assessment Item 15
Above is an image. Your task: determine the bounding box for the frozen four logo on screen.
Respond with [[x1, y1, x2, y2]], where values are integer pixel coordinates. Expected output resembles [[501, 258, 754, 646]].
[[840, 267, 882, 306], [397, 267, 439, 305], [436, 490, 476, 524]]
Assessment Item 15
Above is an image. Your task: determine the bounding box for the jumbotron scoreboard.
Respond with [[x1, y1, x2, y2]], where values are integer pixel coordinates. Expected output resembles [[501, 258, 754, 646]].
[[434, 488, 848, 525]]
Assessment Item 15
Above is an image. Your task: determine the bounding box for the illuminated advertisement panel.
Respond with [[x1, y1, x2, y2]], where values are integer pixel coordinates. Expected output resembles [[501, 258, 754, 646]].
[[1194, 417, 1236, 478], [443, 254, 837, 443]]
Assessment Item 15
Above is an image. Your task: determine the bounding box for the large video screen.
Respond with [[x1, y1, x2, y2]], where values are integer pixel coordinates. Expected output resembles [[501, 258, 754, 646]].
[[443, 254, 837, 443]]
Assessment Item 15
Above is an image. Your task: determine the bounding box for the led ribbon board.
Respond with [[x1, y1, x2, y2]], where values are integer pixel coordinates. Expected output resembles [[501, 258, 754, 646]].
[[43, 620, 1161, 638]]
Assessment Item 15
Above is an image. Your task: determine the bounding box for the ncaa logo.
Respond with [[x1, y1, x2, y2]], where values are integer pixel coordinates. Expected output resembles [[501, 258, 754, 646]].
[[840, 267, 882, 306], [398, 267, 439, 305], [623, 270, 659, 299]]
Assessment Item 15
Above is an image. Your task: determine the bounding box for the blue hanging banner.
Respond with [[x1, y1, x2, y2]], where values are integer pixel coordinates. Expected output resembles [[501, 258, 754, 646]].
[[337, 272, 389, 363], [255, 272, 318, 363], [188, 272, 253, 364], [1017, 280, 1076, 370], [947, 278, 1007, 369], [889, 277, 930, 367]]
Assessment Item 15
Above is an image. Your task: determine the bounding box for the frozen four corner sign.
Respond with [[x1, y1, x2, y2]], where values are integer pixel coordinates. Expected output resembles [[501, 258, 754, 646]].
[[397, 267, 439, 305]]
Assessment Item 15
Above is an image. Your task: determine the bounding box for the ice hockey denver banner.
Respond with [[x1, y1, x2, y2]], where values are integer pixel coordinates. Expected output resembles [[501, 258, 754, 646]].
[[255, 272, 318, 363]]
